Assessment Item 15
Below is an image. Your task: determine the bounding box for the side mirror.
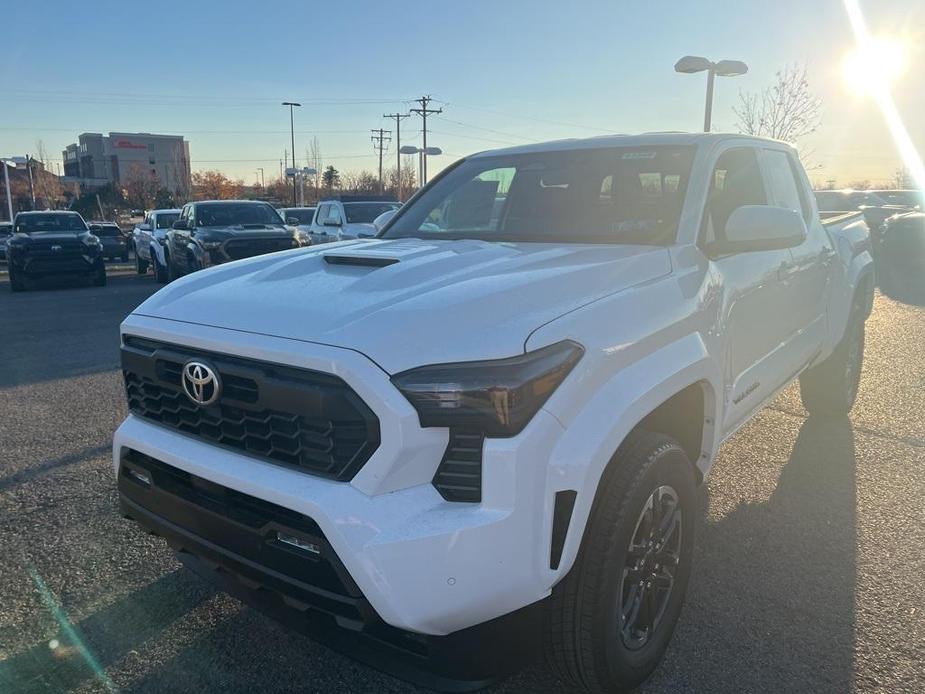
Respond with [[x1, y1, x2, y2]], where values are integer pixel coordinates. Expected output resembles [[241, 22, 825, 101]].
[[710, 205, 806, 254], [323, 219, 342, 227], [139, 223, 152, 231], [89, 224, 101, 232], [172, 219, 189, 230], [286, 217, 300, 226]]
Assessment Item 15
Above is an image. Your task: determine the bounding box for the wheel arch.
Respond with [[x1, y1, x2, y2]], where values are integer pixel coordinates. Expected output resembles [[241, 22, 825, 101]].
[[542, 334, 721, 584]]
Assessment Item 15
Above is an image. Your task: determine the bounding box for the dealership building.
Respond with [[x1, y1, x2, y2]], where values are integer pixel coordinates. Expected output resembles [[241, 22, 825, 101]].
[[62, 132, 191, 192]]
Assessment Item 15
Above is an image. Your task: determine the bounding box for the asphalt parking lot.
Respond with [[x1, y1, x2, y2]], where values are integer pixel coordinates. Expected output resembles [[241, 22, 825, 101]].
[[0, 273, 923, 693]]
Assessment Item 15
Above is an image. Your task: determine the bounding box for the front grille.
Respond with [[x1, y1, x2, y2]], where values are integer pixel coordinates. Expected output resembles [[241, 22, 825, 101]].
[[432, 431, 483, 503], [224, 236, 298, 260], [122, 337, 380, 480]]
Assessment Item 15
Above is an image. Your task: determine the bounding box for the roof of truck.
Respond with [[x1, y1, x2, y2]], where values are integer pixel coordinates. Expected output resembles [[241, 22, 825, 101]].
[[469, 132, 792, 158]]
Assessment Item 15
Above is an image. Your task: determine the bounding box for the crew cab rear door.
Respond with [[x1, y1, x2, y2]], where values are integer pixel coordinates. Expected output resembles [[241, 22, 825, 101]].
[[701, 145, 794, 434]]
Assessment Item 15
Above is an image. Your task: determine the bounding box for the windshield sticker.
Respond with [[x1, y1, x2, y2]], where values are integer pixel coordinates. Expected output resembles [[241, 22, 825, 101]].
[[621, 152, 658, 160]]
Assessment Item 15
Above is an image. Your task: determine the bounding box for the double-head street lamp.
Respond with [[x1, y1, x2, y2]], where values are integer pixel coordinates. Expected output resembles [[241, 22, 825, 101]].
[[675, 56, 748, 132], [282, 102, 301, 205], [399, 145, 442, 190]]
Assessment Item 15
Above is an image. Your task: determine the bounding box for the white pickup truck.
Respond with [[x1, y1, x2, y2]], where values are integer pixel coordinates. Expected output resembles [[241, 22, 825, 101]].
[[132, 208, 181, 283], [113, 133, 873, 692]]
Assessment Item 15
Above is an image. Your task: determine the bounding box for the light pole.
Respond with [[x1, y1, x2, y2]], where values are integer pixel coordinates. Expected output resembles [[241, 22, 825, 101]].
[[282, 102, 301, 205], [256, 167, 264, 187], [674, 56, 748, 132], [1, 159, 15, 222], [399, 146, 441, 194]]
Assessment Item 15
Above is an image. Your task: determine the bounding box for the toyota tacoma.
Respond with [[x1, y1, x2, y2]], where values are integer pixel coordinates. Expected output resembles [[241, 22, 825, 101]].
[[7, 211, 106, 291], [114, 133, 874, 692]]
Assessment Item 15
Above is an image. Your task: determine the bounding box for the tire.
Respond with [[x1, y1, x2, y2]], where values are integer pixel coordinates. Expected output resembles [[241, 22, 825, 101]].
[[166, 252, 179, 283], [122, 253, 129, 262], [92, 263, 107, 287], [9, 266, 26, 292], [799, 294, 865, 416], [135, 248, 149, 274], [545, 430, 697, 693], [154, 252, 168, 283]]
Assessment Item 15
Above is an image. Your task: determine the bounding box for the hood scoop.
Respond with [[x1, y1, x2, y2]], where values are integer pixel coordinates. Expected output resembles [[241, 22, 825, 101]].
[[323, 254, 399, 268]]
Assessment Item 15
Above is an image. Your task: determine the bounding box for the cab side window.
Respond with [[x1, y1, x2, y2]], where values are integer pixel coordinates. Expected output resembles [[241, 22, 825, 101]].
[[703, 147, 767, 247], [316, 204, 330, 225], [763, 149, 811, 222]]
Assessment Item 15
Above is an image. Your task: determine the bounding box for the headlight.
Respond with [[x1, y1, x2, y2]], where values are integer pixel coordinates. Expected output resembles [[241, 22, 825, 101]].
[[82, 234, 102, 249], [391, 340, 584, 436], [199, 240, 223, 250]]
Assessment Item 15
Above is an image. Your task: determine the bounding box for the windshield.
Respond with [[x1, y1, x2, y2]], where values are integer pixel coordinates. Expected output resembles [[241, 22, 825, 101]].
[[281, 208, 316, 224], [156, 213, 179, 229], [384, 146, 696, 244], [344, 202, 400, 224], [14, 213, 88, 234], [195, 203, 284, 227], [95, 225, 122, 237]]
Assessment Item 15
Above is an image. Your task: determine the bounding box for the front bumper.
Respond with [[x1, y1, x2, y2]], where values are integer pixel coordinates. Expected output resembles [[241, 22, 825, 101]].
[[117, 449, 542, 689], [113, 315, 570, 638], [10, 251, 101, 276]]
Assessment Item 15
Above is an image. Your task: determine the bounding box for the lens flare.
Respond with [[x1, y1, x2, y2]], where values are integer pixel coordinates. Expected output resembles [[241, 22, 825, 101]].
[[841, 37, 905, 95], [842, 0, 925, 191]]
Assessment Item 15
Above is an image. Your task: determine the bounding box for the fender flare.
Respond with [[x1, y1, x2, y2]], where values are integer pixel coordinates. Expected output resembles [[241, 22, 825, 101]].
[[539, 332, 721, 582]]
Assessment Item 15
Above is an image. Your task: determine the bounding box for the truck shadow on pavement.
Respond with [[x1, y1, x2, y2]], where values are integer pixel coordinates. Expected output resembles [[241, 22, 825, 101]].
[[639, 414, 857, 693]]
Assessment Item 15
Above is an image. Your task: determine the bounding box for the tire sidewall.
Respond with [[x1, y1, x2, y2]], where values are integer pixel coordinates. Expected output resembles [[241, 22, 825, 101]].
[[593, 448, 696, 685]]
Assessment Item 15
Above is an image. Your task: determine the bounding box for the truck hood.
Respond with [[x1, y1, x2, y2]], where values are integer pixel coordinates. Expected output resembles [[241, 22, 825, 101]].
[[131, 238, 671, 373]]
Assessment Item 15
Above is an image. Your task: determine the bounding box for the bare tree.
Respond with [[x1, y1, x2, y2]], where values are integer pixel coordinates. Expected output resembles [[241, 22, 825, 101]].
[[893, 167, 915, 189], [734, 64, 822, 144]]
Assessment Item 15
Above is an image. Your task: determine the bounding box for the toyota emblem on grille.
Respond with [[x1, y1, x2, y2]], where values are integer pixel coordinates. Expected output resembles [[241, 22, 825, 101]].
[[51, 245, 62, 252], [181, 361, 221, 406]]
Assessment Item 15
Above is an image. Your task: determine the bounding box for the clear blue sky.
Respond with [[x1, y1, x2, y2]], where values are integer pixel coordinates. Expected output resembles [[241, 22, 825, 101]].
[[1, 0, 922, 186]]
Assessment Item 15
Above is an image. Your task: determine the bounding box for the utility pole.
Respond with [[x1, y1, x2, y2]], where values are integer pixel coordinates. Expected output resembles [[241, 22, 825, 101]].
[[371, 128, 392, 194], [410, 95, 442, 185], [26, 156, 35, 209], [383, 112, 410, 200], [282, 102, 301, 206]]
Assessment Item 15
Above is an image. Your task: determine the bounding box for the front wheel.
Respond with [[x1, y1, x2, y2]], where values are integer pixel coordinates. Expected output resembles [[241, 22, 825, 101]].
[[153, 252, 168, 283], [166, 252, 180, 283], [545, 430, 697, 693], [799, 296, 865, 416], [92, 263, 107, 287], [135, 248, 149, 274], [9, 265, 26, 292]]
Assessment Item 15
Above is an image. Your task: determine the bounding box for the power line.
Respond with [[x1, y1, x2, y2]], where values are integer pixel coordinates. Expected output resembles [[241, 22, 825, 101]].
[[371, 128, 392, 193], [410, 95, 443, 184], [383, 112, 411, 200], [431, 115, 536, 143]]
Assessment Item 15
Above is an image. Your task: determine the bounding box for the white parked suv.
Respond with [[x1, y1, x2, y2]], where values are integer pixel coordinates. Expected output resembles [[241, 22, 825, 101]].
[[133, 208, 181, 282], [114, 133, 874, 691]]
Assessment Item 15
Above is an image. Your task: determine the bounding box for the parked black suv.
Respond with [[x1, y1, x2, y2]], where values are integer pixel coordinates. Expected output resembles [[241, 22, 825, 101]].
[[7, 211, 106, 292], [166, 200, 303, 281]]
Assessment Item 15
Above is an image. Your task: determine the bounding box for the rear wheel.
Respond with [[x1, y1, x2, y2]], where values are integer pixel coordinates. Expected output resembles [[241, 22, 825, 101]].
[[799, 293, 865, 416], [545, 430, 697, 693]]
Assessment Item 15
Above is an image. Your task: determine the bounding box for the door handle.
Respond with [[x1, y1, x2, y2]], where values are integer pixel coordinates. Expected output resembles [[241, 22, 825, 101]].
[[777, 260, 797, 281]]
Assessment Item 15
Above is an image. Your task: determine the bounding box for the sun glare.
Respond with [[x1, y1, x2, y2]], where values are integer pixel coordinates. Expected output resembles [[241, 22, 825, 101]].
[[842, 37, 906, 95]]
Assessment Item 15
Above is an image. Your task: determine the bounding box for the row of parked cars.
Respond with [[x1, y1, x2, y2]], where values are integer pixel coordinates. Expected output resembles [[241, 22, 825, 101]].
[[813, 188, 925, 298], [131, 196, 400, 283], [1, 196, 401, 291]]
